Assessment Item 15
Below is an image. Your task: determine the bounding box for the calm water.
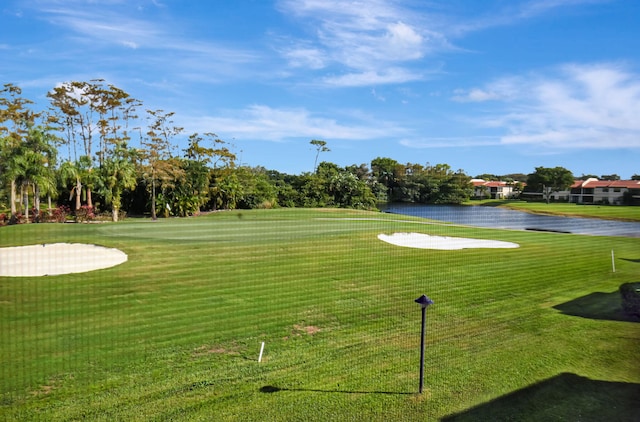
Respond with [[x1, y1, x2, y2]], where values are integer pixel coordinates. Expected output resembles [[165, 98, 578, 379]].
[[380, 204, 640, 238]]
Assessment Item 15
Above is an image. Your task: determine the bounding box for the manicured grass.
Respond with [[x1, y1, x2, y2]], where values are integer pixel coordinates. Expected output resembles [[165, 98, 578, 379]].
[[1, 208, 639, 420], [472, 199, 640, 222]]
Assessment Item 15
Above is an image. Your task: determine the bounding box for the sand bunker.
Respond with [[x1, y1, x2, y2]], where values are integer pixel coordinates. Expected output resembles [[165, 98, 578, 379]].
[[0, 243, 128, 277], [378, 233, 519, 250]]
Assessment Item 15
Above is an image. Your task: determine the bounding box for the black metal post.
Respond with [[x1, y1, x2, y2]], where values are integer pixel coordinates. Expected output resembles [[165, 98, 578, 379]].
[[419, 305, 426, 394], [415, 294, 433, 394]]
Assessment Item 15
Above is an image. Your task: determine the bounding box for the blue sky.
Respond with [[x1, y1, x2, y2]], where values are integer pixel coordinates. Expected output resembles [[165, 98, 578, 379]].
[[2, 0, 639, 178]]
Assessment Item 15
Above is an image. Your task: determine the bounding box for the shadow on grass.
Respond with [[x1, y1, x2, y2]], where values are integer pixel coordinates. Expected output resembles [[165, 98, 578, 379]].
[[259, 385, 413, 395], [553, 291, 639, 322], [621, 258, 640, 263], [441, 373, 640, 422]]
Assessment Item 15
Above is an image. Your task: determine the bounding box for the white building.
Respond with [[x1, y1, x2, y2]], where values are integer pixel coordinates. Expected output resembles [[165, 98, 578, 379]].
[[553, 178, 640, 205]]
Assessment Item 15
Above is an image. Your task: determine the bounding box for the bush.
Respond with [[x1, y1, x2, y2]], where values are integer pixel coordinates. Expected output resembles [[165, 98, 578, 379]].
[[75, 205, 96, 223], [619, 282, 640, 318], [48, 205, 71, 223], [8, 213, 24, 225]]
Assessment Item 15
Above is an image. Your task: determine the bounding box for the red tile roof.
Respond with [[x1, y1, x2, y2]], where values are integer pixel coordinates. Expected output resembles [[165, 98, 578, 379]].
[[572, 179, 640, 189]]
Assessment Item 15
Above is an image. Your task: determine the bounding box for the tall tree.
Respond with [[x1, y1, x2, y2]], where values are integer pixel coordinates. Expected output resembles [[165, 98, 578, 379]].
[[370, 157, 401, 201], [526, 166, 575, 204], [140, 109, 183, 219], [98, 142, 138, 222], [48, 80, 139, 210], [22, 125, 58, 221], [59, 156, 91, 212], [47, 81, 97, 208], [93, 83, 140, 166], [0, 84, 38, 222], [184, 132, 236, 213], [310, 139, 330, 172]]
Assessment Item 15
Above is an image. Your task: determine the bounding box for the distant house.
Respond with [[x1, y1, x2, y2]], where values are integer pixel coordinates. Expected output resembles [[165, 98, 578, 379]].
[[471, 179, 522, 199], [552, 178, 640, 205]]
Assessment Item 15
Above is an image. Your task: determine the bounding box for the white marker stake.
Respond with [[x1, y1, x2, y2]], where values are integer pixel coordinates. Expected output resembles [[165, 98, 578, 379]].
[[612, 250, 616, 273], [258, 342, 265, 362]]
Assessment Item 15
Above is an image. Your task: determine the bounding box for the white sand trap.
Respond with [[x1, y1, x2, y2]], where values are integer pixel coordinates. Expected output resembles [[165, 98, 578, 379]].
[[378, 233, 520, 250], [0, 243, 128, 277]]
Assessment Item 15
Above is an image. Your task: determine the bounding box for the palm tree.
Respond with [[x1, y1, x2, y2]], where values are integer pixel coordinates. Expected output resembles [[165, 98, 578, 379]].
[[98, 143, 138, 222], [3, 152, 25, 223], [0, 127, 57, 223], [23, 126, 58, 220], [59, 160, 83, 211]]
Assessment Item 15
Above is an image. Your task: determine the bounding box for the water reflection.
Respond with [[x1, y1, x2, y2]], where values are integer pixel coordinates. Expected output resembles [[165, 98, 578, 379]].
[[380, 204, 640, 238]]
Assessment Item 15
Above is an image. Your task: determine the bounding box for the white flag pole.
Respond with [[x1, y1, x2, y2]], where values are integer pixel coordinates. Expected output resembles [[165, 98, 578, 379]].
[[611, 250, 616, 273]]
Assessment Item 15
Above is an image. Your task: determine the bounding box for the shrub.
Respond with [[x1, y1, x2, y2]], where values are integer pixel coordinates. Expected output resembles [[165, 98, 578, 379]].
[[8, 213, 24, 225], [75, 205, 96, 223], [619, 282, 640, 318], [49, 205, 71, 223]]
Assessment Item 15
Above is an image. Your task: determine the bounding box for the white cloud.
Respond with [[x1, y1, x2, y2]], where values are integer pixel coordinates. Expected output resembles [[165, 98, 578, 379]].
[[382, 21, 424, 60], [39, 6, 160, 48], [452, 88, 500, 102], [277, 0, 443, 86], [399, 136, 501, 148], [281, 45, 327, 69], [516, 0, 612, 19], [452, 77, 523, 102], [26, 1, 260, 85], [184, 105, 407, 142], [448, 0, 612, 36], [460, 63, 640, 149], [276, 0, 605, 88], [322, 68, 423, 87]]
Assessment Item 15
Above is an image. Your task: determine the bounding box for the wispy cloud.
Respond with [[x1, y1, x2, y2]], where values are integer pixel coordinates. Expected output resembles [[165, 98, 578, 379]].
[[184, 105, 408, 142], [27, 0, 260, 83], [455, 63, 640, 150], [322, 68, 424, 87], [447, 0, 612, 36], [452, 77, 523, 102], [37, 4, 160, 49], [276, 0, 446, 86], [516, 0, 612, 19], [275, 0, 609, 88], [400, 136, 501, 148]]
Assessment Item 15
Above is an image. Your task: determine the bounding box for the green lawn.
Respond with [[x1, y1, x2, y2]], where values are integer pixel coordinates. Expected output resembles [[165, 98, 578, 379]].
[[472, 199, 640, 222], [1, 209, 639, 421]]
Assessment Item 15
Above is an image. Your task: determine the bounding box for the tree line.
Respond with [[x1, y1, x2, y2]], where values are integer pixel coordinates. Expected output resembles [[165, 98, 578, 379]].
[[0, 81, 482, 223], [4, 81, 630, 224]]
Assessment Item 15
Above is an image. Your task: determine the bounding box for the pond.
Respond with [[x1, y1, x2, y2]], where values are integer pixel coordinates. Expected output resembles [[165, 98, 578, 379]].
[[379, 203, 640, 238]]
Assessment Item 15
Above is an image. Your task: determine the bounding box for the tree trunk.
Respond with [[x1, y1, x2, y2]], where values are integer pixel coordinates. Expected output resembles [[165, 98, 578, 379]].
[[10, 179, 17, 218], [543, 185, 552, 204], [87, 187, 93, 209], [112, 207, 119, 222], [23, 184, 30, 223], [34, 184, 41, 223], [151, 177, 157, 220], [75, 178, 82, 211]]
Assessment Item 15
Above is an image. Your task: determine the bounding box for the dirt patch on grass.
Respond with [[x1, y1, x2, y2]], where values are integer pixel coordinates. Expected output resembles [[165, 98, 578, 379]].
[[295, 324, 321, 335], [284, 323, 322, 340], [30, 374, 72, 397], [193, 343, 241, 357]]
